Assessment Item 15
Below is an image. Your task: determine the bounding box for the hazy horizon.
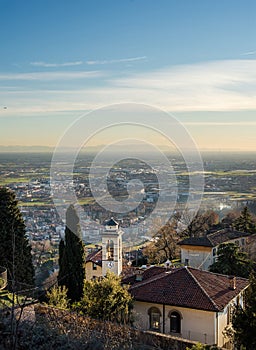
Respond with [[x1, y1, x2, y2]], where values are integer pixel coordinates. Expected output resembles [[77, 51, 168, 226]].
[[1, 144, 256, 154]]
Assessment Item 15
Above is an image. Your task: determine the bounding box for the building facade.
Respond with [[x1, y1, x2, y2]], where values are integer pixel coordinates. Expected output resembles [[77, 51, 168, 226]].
[[123, 266, 248, 349], [179, 228, 250, 270]]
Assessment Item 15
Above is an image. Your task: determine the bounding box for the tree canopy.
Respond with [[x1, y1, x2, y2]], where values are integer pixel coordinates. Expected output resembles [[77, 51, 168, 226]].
[[233, 206, 256, 234], [143, 220, 180, 264], [232, 273, 256, 350], [46, 285, 69, 309], [81, 272, 133, 324], [0, 187, 34, 290], [209, 242, 252, 278], [183, 210, 219, 238], [58, 205, 85, 302]]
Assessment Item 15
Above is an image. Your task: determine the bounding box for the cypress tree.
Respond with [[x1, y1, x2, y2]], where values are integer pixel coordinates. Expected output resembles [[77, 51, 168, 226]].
[[0, 187, 34, 290], [58, 205, 85, 302], [234, 206, 256, 234], [58, 238, 67, 285]]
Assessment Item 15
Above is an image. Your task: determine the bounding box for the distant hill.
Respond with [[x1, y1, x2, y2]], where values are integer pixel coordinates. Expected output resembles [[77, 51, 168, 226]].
[[0, 145, 54, 153]]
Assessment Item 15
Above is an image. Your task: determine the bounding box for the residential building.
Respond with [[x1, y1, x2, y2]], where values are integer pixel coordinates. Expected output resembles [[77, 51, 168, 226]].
[[178, 228, 250, 270], [123, 266, 248, 349], [85, 249, 102, 280]]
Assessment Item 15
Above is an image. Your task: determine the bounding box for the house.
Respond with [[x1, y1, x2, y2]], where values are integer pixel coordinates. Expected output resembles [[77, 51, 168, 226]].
[[123, 266, 248, 349], [85, 249, 102, 280], [178, 228, 250, 270], [85, 218, 123, 279]]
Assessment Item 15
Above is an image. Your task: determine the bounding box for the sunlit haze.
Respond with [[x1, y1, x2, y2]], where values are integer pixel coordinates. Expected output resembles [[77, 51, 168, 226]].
[[0, 0, 256, 151]]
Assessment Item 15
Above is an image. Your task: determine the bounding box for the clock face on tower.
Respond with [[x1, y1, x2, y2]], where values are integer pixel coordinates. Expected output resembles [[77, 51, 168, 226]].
[[108, 261, 114, 268]]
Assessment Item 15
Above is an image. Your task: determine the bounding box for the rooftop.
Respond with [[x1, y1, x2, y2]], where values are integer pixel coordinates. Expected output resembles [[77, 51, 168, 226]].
[[128, 266, 248, 312], [105, 218, 119, 227], [122, 265, 166, 285], [178, 228, 250, 248], [86, 249, 102, 267]]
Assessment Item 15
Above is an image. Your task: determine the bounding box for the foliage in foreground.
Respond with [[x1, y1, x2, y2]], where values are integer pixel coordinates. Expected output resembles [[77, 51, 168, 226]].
[[76, 272, 133, 324], [46, 285, 69, 309], [187, 343, 218, 350], [0, 304, 157, 350], [0, 187, 34, 290], [232, 273, 256, 350]]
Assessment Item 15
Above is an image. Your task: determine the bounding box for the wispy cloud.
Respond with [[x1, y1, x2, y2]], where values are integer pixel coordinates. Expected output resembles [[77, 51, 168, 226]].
[[241, 50, 256, 56], [0, 70, 103, 81], [30, 61, 83, 67], [110, 59, 256, 111], [1, 59, 256, 114], [86, 56, 147, 65]]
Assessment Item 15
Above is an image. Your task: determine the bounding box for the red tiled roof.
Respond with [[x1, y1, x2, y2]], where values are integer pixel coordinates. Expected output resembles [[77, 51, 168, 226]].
[[129, 267, 248, 312], [86, 249, 102, 267], [122, 266, 166, 285]]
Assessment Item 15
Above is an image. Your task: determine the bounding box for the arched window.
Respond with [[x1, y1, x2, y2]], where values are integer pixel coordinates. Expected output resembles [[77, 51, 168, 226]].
[[169, 311, 181, 333], [106, 239, 114, 260], [148, 307, 161, 331]]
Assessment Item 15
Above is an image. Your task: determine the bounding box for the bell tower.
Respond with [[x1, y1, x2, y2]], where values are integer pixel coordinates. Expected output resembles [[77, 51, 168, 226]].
[[102, 218, 123, 276]]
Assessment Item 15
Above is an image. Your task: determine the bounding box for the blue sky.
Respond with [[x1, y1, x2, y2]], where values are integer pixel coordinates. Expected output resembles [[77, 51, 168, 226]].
[[0, 0, 256, 150]]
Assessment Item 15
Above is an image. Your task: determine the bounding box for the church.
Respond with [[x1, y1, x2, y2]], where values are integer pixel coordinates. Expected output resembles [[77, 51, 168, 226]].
[[85, 218, 249, 348], [85, 218, 123, 280]]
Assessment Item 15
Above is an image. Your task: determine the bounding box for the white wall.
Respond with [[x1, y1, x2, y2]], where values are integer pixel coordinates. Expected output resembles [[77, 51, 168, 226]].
[[102, 229, 122, 276], [134, 301, 215, 345], [181, 246, 213, 270], [180, 237, 247, 272]]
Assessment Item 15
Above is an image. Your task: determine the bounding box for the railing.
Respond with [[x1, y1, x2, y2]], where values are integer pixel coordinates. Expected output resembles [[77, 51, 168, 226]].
[[182, 330, 215, 345], [0, 266, 7, 290]]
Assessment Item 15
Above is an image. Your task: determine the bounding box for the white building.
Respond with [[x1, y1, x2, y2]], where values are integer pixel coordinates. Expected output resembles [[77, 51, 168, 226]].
[[123, 266, 248, 349], [179, 228, 250, 270]]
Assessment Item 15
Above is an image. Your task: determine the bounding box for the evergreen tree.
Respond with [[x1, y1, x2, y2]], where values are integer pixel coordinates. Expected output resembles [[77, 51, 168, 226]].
[[232, 273, 256, 350], [0, 187, 34, 290], [81, 272, 133, 324], [209, 243, 252, 278], [58, 205, 85, 302], [58, 238, 65, 282], [234, 206, 256, 234]]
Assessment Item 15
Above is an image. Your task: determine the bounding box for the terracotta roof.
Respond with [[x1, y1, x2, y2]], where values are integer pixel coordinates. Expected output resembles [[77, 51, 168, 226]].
[[178, 236, 214, 247], [178, 228, 250, 248], [122, 266, 166, 285], [129, 266, 248, 312], [86, 249, 102, 267]]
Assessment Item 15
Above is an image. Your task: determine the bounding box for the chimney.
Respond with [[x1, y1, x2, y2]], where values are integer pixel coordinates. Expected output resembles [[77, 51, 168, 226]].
[[135, 269, 143, 282], [164, 259, 171, 270], [229, 276, 236, 290]]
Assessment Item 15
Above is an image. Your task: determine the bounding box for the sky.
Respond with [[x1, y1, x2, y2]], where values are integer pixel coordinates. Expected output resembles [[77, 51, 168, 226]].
[[0, 0, 256, 151]]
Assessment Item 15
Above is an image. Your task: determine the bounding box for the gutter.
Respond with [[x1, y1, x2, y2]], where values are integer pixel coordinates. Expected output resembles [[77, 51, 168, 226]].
[[215, 312, 219, 346], [162, 303, 166, 334]]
